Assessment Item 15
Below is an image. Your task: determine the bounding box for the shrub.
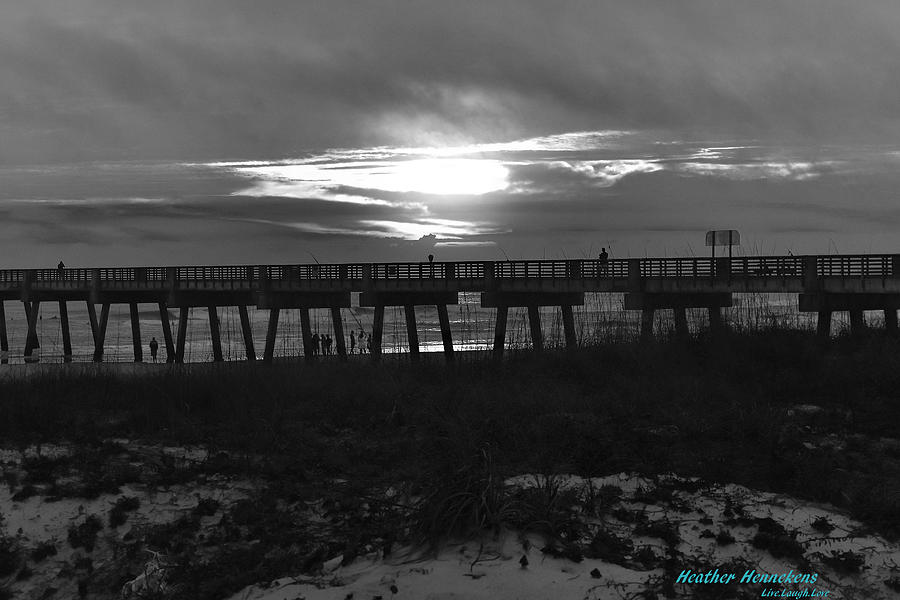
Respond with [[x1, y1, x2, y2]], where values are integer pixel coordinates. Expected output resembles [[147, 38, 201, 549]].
[[30, 541, 57, 562], [68, 514, 103, 552], [109, 496, 141, 528]]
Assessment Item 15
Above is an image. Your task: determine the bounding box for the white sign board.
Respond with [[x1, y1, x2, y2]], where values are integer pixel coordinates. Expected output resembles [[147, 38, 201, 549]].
[[705, 230, 740, 247]]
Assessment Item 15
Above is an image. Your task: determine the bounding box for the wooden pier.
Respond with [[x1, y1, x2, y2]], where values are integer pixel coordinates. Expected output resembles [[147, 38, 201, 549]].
[[2, 254, 899, 364]]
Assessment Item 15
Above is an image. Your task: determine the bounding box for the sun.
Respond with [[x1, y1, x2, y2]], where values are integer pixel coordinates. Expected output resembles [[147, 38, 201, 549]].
[[371, 158, 509, 195]]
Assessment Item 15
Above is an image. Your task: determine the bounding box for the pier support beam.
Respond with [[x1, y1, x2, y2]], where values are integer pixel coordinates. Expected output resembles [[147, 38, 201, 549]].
[[254, 291, 352, 361], [23, 301, 40, 358], [87, 302, 98, 358], [159, 304, 175, 362], [801, 293, 900, 338], [625, 293, 732, 343], [849, 310, 865, 335], [493, 306, 508, 360], [59, 301, 72, 362], [299, 308, 313, 361], [129, 303, 143, 362], [264, 308, 280, 363], [208, 306, 223, 362], [640, 309, 655, 343], [85, 303, 107, 362], [527, 305, 543, 352], [175, 308, 189, 363], [237, 305, 256, 361], [0, 302, 7, 364], [561, 305, 577, 350], [708, 307, 724, 335], [404, 305, 420, 361], [360, 292, 458, 362], [481, 292, 584, 356], [437, 304, 454, 362], [673, 307, 689, 339], [371, 305, 385, 362], [331, 307, 347, 360], [817, 311, 832, 340]]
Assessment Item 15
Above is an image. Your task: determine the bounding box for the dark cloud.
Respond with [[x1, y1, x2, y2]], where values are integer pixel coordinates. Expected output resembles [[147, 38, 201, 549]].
[[4, 1, 900, 164]]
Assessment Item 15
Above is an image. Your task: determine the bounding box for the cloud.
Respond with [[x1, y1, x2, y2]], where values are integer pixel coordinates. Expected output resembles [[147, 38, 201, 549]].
[[228, 158, 509, 201], [549, 160, 664, 187], [676, 161, 834, 181], [357, 219, 502, 241], [4, 1, 900, 164]]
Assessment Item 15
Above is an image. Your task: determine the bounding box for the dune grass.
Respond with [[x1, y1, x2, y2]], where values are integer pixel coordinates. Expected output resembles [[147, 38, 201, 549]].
[[2, 328, 900, 599], [2, 327, 899, 541]]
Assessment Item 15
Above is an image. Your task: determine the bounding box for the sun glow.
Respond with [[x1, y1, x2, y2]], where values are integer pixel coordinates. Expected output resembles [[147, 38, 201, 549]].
[[370, 158, 509, 195]]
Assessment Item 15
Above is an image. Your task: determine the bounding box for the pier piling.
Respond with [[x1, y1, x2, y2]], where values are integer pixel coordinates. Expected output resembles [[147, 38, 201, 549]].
[[263, 308, 280, 363], [437, 303, 454, 362], [159, 303, 176, 362], [59, 301, 72, 362], [404, 305, 419, 361], [129, 303, 143, 362], [331, 307, 347, 360], [299, 309, 313, 361], [527, 305, 543, 352], [175, 308, 188, 363], [0, 301, 7, 364], [208, 306, 223, 362], [238, 304, 256, 361], [371, 305, 385, 362]]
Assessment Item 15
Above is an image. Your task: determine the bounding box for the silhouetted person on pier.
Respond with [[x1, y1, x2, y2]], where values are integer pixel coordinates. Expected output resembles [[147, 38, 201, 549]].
[[350, 330, 356, 354], [598, 248, 609, 276], [428, 254, 435, 277], [359, 331, 368, 353], [57, 261, 65, 279], [149, 337, 159, 362]]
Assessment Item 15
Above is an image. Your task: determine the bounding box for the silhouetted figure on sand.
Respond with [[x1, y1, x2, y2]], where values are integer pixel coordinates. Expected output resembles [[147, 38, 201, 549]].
[[149, 337, 159, 362], [312, 333, 320, 356], [350, 330, 356, 354]]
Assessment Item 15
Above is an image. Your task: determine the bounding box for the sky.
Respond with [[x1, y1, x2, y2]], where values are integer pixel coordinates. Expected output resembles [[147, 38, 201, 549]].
[[3, 0, 900, 266]]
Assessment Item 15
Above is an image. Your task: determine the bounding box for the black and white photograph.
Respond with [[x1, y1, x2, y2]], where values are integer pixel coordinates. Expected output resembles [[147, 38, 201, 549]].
[[1, 1, 900, 598]]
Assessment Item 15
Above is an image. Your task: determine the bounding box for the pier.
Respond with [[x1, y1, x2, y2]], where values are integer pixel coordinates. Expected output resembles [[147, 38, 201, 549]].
[[1, 254, 899, 364]]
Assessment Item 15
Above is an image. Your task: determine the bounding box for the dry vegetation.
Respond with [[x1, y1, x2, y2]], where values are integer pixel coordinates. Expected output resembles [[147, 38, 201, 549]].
[[1, 327, 899, 598]]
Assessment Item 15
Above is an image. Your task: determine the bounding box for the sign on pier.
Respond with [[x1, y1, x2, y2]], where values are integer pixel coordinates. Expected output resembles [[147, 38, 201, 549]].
[[705, 230, 740, 258]]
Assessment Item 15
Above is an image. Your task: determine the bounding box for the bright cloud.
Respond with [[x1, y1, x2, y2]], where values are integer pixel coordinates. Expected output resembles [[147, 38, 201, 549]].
[[677, 161, 830, 181], [230, 158, 508, 197], [358, 218, 502, 240], [551, 159, 664, 186], [260, 218, 500, 241]]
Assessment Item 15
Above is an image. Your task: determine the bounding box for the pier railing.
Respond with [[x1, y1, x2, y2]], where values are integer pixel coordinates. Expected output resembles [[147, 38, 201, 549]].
[[4, 254, 900, 287]]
